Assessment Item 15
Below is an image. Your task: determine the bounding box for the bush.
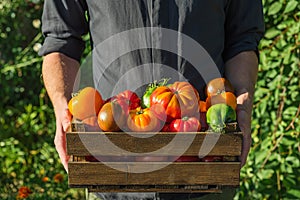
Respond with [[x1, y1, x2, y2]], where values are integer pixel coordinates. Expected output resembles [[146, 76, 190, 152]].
[[0, 0, 85, 199], [235, 0, 300, 199]]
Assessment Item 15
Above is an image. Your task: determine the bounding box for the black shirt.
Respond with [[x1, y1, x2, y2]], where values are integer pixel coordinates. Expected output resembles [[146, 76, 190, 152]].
[[39, 0, 264, 99]]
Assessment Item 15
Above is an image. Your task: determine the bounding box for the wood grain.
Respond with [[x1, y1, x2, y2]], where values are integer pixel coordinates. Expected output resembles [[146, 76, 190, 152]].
[[66, 132, 242, 156], [68, 162, 240, 187]]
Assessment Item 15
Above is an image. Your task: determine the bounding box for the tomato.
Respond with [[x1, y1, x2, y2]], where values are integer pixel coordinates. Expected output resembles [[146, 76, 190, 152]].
[[206, 104, 236, 133], [106, 90, 141, 116], [161, 123, 170, 132], [150, 81, 200, 122], [135, 156, 169, 162], [142, 78, 170, 108], [127, 107, 161, 132], [169, 116, 201, 132], [97, 101, 126, 132], [206, 92, 237, 110], [68, 87, 104, 120], [198, 100, 207, 112], [199, 112, 209, 131], [85, 155, 135, 162], [115, 90, 141, 110], [82, 116, 101, 131], [174, 156, 201, 162], [206, 78, 234, 97], [202, 156, 223, 162]]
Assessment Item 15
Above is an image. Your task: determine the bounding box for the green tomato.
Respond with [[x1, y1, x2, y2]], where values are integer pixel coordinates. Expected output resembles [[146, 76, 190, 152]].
[[206, 103, 236, 133]]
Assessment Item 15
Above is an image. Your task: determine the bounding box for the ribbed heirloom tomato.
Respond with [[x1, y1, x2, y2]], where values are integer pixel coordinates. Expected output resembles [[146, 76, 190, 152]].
[[127, 107, 161, 132], [150, 81, 200, 122], [115, 90, 141, 112], [68, 87, 104, 120]]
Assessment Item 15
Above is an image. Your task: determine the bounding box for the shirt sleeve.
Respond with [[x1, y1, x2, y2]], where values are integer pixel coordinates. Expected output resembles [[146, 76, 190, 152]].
[[38, 0, 89, 62], [223, 0, 265, 62]]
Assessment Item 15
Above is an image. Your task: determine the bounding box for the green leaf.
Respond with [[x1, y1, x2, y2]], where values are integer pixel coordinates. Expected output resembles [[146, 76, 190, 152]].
[[284, 0, 299, 13], [257, 169, 274, 180], [264, 28, 281, 39], [287, 189, 300, 198], [268, 2, 283, 15]]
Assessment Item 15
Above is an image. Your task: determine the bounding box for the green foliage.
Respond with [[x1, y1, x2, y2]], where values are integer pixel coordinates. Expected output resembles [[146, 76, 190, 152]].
[[0, 0, 299, 199], [0, 0, 85, 199], [235, 0, 300, 199]]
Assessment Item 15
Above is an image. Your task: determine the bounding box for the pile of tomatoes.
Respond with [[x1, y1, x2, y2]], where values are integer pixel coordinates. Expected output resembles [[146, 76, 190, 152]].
[[68, 78, 237, 133], [68, 78, 238, 162]]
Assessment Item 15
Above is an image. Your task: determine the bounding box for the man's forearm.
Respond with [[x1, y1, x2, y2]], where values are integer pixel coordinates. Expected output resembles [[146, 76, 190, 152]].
[[225, 51, 259, 166], [42, 53, 80, 113], [225, 51, 258, 114]]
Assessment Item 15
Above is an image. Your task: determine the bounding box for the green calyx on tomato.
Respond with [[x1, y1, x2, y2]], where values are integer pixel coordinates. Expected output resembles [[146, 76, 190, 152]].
[[206, 103, 236, 133], [142, 78, 170, 108]]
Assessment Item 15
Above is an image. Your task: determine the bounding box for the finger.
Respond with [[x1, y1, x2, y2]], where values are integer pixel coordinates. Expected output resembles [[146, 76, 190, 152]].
[[62, 109, 72, 132], [236, 108, 252, 167], [55, 124, 70, 173], [240, 133, 251, 167]]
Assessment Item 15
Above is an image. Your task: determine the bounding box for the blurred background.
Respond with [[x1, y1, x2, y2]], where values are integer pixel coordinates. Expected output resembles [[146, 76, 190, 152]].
[[0, 0, 299, 199]]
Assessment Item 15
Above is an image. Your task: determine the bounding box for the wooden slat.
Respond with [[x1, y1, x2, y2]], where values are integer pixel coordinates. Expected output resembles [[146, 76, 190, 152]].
[[66, 132, 242, 156], [87, 185, 223, 193], [68, 162, 240, 187]]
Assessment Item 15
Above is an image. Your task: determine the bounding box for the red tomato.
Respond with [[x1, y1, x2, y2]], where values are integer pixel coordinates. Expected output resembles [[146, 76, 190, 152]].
[[202, 156, 223, 162], [150, 81, 200, 122], [107, 90, 141, 115], [85, 155, 135, 162], [68, 87, 104, 120], [135, 156, 169, 162], [169, 116, 201, 132], [199, 112, 209, 131], [174, 156, 201, 162], [127, 107, 161, 132], [161, 123, 170, 132], [115, 90, 141, 110]]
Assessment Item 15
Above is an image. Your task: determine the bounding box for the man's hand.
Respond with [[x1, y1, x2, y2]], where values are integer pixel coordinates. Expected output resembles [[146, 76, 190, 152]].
[[225, 51, 259, 168], [54, 109, 72, 172], [236, 93, 253, 167], [42, 53, 80, 172]]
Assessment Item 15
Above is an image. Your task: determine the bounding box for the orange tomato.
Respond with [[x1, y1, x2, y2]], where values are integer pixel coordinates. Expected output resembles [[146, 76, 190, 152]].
[[206, 92, 237, 110], [127, 107, 160, 132], [68, 87, 104, 120], [198, 100, 207, 112]]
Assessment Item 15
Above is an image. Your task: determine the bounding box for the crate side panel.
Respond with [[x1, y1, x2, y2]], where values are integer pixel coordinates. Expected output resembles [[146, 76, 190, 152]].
[[68, 162, 240, 186], [66, 132, 242, 156]]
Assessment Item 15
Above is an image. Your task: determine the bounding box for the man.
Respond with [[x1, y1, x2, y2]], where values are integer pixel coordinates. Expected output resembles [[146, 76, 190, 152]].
[[39, 1, 264, 199]]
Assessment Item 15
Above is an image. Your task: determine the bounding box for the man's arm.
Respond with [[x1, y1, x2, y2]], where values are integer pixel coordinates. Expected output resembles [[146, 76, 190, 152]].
[[224, 51, 258, 167], [42, 52, 80, 172]]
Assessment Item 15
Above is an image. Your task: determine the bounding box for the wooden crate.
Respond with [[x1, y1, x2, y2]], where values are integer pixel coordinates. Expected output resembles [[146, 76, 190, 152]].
[[66, 123, 242, 193]]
